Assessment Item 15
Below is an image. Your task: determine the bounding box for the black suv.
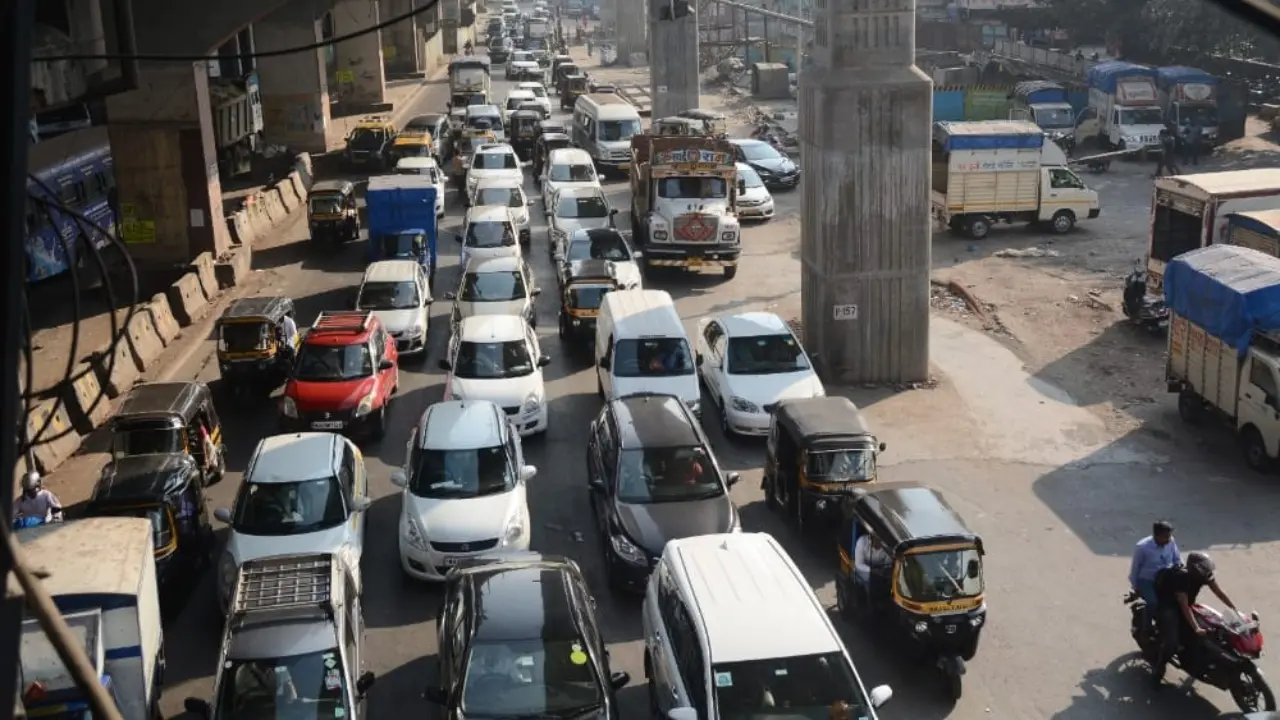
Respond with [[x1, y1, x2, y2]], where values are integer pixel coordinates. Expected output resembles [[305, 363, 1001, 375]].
[[427, 554, 630, 719], [587, 393, 741, 592]]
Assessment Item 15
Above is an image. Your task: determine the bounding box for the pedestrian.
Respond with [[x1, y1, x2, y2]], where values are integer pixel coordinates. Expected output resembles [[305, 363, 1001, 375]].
[[1186, 121, 1204, 166], [587, 38, 593, 56], [1153, 128, 1180, 177]]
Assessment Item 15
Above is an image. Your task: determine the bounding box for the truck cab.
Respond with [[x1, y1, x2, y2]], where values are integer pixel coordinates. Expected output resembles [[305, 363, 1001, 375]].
[[1157, 66, 1220, 145], [1009, 81, 1076, 142], [1083, 61, 1165, 150]]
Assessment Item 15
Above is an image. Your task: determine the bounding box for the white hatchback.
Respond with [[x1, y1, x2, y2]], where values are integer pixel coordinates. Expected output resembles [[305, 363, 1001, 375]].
[[541, 147, 601, 209], [516, 81, 552, 117], [441, 315, 551, 436], [472, 177, 534, 246], [466, 144, 523, 206], [458, 205, 522, 267], [503, 89, 537, 122], [355, 259, 432, 357], [447, 255, 540, 329], [394, 156, 447, 217], [548, 186, 616, 257]]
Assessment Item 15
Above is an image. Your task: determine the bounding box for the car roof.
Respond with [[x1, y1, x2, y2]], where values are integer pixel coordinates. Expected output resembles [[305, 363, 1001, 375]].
[[304, 311, 378, 345], [517, 81, 545, 88], [468, 565, 585, 642], [459, 314, 528, 342], [465, 255, 522, 274], [602, 290, 679, 337], [419, 400, 506, 449], [396, 156, 439, 169], [549, 147, 593, 164], [467, 206, 513, 223], [730, 138, 769, 149], [248, 433, 340, 483], [719, 312, 791, 338], [507, 89, 534, 97], [363, 259, 421, 283], [611, 394, 701, 448]]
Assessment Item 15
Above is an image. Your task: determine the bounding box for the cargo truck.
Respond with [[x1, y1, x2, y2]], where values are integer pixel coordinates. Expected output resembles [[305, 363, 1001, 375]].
[[1156, 66, 1220, 144], [1164, 244, 1280, 471], [1009, 81, 1076, 142], [449, 56, 492, 109], [1225, 209, 1280, 258], [366, 174, 439, 284], [1078, 61, 1165, 151], [931, 120, 1100, 240], [209, 74, 264, 178]]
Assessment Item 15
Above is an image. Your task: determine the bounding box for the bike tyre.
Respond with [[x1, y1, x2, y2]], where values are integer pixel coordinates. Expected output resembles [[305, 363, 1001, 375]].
[[1231, 664, 1277, 713]]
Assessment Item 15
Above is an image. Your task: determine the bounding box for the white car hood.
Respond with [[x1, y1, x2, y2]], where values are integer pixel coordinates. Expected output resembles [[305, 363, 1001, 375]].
[[553, 217, 611, 236], [406, 489, 523, 543], [725, 371, 824, 406], [229, 524, 354, 566], [452, 374, 542, 405], [738, 186, 772, 204], [457, 298, 528, 319], [372, 308, 422, 334]]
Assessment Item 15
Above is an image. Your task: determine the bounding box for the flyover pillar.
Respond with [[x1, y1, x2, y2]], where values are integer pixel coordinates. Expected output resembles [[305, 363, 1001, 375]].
[[647, 0, 699, 117], [616, 0, 647, 66], [66, 0, 108, 79], [382, 0, 423, 75], [254, 7, 332, 153], [798, 0, 932, 383], [332, 0, 388, 107], [105, 63, 232, 266], [440, 0, 461, 54]]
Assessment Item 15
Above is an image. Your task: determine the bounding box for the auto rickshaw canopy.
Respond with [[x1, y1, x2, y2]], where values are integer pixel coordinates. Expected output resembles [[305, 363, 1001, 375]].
[[565, 74, 588, 90], [511, 109, 542, 129], [88, 453, 200, 512], [308, 180, 356, 215], [678, 108, 729, 136], [847, 482, 983, 556], [218, 296, 294, 326], [113, 381, 216, 430], [773, 396, 876, 449]]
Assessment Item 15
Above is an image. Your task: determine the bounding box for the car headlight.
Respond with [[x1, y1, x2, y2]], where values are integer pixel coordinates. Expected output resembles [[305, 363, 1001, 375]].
[[402, 513, 428, 550], [522, 391, 542, 413], [500, 513, 526, 547], [609, 532, 647, 565], [730, 396, 760, 414], [688, 398, 700, 415], [354, 390, 378, 417], [755, 167, 774, 177], [219, 551, 238, 600], [405, 324, 425, 338], [281, 396, 299, 418]]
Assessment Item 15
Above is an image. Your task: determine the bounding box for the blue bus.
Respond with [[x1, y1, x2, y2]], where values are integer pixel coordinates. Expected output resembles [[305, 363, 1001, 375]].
[[25, 126, 116, 283]]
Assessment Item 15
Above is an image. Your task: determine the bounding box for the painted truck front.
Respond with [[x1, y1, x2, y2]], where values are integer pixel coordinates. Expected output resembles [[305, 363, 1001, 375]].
[[1009, 81, 1076, 141], [1083, 61, 1165, 150], [1156, 66, 1220, 144], [366, 174, 439, 282]]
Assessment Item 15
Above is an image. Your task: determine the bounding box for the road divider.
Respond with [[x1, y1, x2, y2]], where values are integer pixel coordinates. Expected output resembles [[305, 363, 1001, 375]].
[[166, 273, 209, 327], [123, 309, 164, 372], [215, 245, 253, 289], [64, 363, 111, 433], [26, 399, 81, 474], [147, 292, 181, 346], [89, 331, 141, 398]]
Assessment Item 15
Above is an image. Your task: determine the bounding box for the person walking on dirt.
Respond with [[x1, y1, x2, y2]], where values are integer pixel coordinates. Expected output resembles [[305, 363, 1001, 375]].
[[1153, 128, 1180, 178]]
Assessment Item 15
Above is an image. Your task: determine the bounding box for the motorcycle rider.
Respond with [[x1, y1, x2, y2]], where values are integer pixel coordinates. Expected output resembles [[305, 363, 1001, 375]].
[[14, 472, 63, 523], [1151, 551, 1238, 687]]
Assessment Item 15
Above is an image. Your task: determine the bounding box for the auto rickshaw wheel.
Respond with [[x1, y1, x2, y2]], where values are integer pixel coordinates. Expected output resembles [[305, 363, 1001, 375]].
[[946, 671, 963, 700]]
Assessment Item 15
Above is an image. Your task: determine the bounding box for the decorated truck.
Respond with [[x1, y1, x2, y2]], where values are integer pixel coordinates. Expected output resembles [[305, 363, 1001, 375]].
[[1079, 61, 1165, 151], [1156, 66, 1220, 144]]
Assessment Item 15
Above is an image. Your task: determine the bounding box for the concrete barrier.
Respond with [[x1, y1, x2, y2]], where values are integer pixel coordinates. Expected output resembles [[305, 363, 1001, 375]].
[[260, 188, 288, 225], [147, 293, 181, 346], [190, 251, 219, 300], [123, 308, 164, 371], [294, 153, 314, 189], [276, 178, 300, 213], [63, 361, 111, 433], [215, 245, 253, 289], [89, 336, 140, 398], [26, 399, 82, 474], [166, 273, 209, 327], [286, 171, 305, 200], [227, 209, 256, 246], [246, 203, 274, 241]]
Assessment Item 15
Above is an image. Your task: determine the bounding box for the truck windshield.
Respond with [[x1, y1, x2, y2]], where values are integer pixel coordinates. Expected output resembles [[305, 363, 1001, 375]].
[[232, 477, 348, 535], [614, 338, 694, 377], [599, 119, 641, 142], [1179, 105, 1219, 127], [215, 650, 348, 720], [1120, 107, 1165, 125], [1034, 107, 1075, 128], [658, 177, 727, 200]]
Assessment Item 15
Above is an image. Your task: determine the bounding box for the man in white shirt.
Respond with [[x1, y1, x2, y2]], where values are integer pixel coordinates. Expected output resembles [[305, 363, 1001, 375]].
[[853, 532, 890, 593], [280, 311, 299, 347]]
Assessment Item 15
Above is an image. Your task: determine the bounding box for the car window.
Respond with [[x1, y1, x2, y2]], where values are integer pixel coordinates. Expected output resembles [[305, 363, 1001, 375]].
[[669, 602, 706, 712], [726, 333, 810, 374], [737, 165, 764, 189], [217, 651, 349, 719], [294, 343, 373, 381], [567, 235, 629, 262], [475, 187, 524, 208], [407, 445, 514, 498], [474, 152, 520, 170], [713, 653, 876, 719], [357, 280, 420, 310], [461, 637, 604, 716], [460, 270, 527, 302], [556, 194, 609, 218], [549, 163, 596, 183], [616, 446, 721, 503], [466, 220, 516, 248], [454, 340, 534, 378], [232, 477, 348, 535], [338, 443, 357, 503], [738, 142, 782, 162], [613, 338, 694, 378]]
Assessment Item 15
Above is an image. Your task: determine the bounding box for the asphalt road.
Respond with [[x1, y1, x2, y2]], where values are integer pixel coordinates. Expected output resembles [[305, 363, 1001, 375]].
[[152, 55, 1280, 720]]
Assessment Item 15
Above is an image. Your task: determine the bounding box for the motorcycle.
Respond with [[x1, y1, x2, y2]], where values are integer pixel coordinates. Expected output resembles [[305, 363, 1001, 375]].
[[1125, 591, 1276, 712], [1121, 265, 1168, 333]]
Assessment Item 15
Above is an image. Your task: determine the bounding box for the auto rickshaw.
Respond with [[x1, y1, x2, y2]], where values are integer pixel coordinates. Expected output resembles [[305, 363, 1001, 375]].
[[532, 131, 573, 183], [390, 130, 434, 163], [550, 54, 574, 90], [555, 63, 582, 94], [343, 115, 397, 170], [214, 296, 299, 396], [761, 396, 885, 532], [509, 109, 542, 160], [451, 128, 498, 184], [677, 108, 729, 138], [307, 180, 359, 245], [653, 116, 705, 137], [835, 482, 986, 700], [558, 259, 621, 342], [560, 74, 588, 110], [83, 451, 217, 608], [106, 381, 226, 486]]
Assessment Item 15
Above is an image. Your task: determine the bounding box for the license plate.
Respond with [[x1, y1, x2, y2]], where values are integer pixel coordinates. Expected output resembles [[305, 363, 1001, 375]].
[[687, 258, 703, 267], [442, 556, 460, 566], [311, 421, 344, 430]]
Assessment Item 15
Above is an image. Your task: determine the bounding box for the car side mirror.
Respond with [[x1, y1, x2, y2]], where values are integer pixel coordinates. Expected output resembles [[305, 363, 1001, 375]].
[[598, 356, 611, 370], [350, 496, 372, 513], [531, 287, 542, 296], [879, 442, 887, 452], [183, 698, 211, 718], [444, 291, 457, 300], [439, 359, 452, 371], [537, 354, 552, 367], [869, 685, 893, 708], [379, 359, 395, 371], [213, 508, 232, 523], [455, 233, 463, 243], [424, 686, 447, 704], [726, 471, 741, 487], [390, 470, 408, 488], [632, 250, 642, 259], [967, 558, 981, 580], [519, 464, 538, 482], [610, 671, 631, 690], [527, 200, 536, 206], [588, 476, 605, 491]]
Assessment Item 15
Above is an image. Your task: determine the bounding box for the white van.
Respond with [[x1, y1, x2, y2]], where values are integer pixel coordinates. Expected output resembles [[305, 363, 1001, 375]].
[[572, 93, 644, 175], [595, 289, 700, 416], [643, 533, 894, 720]]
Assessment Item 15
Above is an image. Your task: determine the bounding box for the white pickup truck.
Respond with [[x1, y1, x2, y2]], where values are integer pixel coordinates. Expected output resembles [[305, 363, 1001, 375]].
[[932, 120, 1100, 240]]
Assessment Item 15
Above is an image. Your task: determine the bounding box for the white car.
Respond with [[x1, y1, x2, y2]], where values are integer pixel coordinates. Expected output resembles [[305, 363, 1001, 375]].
[[556, 228, 643, 289], [734, 162, 775, 221], [459, 205, 522, 267], [503, 90, 537, 124], [505, 51, 533, 77], [392, 400, 536, 581], [516, 81, 552, 117], [441, 315, 551, 436], [447, 255, 540, 328], [541, 147, 601, 209], [472, 177, 534, 246], [394, 156, 447, 217], [695, 312, 826, 437], [548, 186, 616, 257], [213, 432, 370, 610], [355, 260, 432, 357], [466, 144, 523, 206]]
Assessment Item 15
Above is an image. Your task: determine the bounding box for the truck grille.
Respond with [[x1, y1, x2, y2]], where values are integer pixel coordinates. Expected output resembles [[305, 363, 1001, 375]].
[[674, 213, 718, 242]]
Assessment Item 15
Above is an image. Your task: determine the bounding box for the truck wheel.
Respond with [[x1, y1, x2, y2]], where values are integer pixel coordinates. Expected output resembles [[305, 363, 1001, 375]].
[[1177, 389, 1203, 425], [1050, 210, 1076, 234], [723, 264, 737, 279], [966, 217, 990, 240], [1242, 427, 1273, 473]]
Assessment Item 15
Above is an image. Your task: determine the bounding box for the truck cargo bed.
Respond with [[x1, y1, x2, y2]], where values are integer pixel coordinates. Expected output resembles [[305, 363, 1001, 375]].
[[1168, 312, 1240, 414]]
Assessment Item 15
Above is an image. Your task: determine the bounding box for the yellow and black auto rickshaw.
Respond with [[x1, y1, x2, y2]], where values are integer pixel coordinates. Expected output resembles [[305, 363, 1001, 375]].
[[451, 128, 498, 184], [390, 130, 434, 163], [215, 296, 299, 396], [761, 396, 885, 532], [307, 179, 359, 245], [677, 108, 729, 138], [509, 109, 542, 160], [835, 482, 986, 700], [343, 115, 398, 170], [106, 381, 226, 486], [560, 74, 588, 110], [558, 259, 621, 342]]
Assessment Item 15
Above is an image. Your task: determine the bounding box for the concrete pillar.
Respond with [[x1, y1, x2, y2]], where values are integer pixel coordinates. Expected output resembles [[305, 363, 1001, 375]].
[[105, 63, 231, 266], [647, 0, 699, 117], [66, 0, 108, 79], [332, 0, 388, 106], [440, 0, 461, 54], [798, 0, 932, 383], [617, 0, 647, 66], [382, 0, 423, 75], [255, 7, 331, 153]]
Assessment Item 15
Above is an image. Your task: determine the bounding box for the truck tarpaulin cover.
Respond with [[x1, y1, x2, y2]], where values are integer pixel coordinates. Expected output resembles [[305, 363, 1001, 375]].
[[1164, 244, 1280, 354], [1155, 66, 1218, 89], [1086, 60, 1156, 92], [933, 121, 1044, 152], [1013, 81, 1067, 105]]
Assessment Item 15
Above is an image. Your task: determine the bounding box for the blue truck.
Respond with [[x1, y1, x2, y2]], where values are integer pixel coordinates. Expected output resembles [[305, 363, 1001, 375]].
[[1155, 66, 1220, 144], [365, 174, 439, 286]]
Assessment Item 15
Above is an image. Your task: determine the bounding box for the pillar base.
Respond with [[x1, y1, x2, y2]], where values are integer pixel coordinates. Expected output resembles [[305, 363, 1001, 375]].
[[261, 93, 331, 155]]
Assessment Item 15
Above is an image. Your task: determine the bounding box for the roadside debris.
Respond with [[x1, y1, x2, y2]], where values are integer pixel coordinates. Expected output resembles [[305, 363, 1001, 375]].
[[994, 246, 1062, 259]]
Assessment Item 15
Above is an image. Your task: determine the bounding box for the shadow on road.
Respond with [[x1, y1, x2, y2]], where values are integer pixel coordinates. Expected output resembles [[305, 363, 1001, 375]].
[[1050, 652, 1225, 719]]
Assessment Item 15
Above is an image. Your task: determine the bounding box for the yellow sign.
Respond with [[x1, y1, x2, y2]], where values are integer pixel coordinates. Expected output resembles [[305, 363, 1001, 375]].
[[336, 69, 355, 84], [120, 203, 138, 220], [383, 45, 396, 60], [121, 219, 156, 244]]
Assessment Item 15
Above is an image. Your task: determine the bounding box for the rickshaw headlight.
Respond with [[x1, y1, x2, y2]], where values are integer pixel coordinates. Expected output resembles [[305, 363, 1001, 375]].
[[730, 396, 760, 414], [281, 396, 299, 418], [609, 532, 647, 565], [970, 615, 984, 627], [913, 621, 929, 634], [354, 391, 378, 417]]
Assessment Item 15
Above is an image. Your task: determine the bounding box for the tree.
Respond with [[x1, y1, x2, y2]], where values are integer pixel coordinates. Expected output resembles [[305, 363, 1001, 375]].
[[1040, 0, 1280, 61]]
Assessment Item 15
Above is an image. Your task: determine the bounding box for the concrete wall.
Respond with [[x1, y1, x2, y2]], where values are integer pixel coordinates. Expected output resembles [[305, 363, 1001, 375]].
[[331, 0, 388, 105], [383, 0, 423, 75], [647, 0, 699, 118], [256, 6, 331, 153]]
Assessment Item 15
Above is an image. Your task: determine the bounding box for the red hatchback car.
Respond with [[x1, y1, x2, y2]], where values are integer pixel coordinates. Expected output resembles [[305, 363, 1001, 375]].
[[279, 311, 399, 439]]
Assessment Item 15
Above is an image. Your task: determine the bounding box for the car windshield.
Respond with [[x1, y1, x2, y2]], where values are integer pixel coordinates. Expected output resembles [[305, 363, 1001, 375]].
[[231, 477, 347, 536], [467, 220, 515, 248], [395, 165, 440, 182], [713, 652, 872, 720], [455, 340, 534, 378], [739, 142, 781, 162], [461, 638, 603, 716], [214, 650, 348, 720], [476, 187, 524, 208], [568, 285, 611, 310], [557, 195, 609, 218], [348, 128, 384, 150], [507, 97, 531, 110], [567, 235, 629, 262], [727, 333, 809, 374], [613, 338, 694, 377], [474, 152, 519, 170], [408, 445, 513, 499], [1033, 107, 1075, 129], [658, 177, 727, 199], [358, 281, 419, 310], [309, 196, 343, 214], [1120, 107, 1166, 125], [111, 426, 183, 457], [616, 446, 722, 503], [737, 166, 764, 189], [898, 547, 984, 603], [526, 85, 547, 97], [549, 163, 596, 182], [293, 344, 373, 381], [461, 270, 526, 301], [599, 119, 642, 142], [805, 448, 875, 482]]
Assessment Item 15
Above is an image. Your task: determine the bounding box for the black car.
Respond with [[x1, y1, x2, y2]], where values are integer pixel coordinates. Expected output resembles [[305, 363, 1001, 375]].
[[587, 393, 741, 592], [729, 138, 801, 189], [427, 554, 630, 719]]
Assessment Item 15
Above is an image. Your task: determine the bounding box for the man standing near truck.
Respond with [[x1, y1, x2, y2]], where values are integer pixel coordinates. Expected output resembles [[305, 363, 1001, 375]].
[[1186, 121, 1204, 166], [1153, 127, 1181, 177]]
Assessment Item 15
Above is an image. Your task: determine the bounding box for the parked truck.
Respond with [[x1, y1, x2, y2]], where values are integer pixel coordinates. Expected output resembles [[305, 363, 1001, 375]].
[[209, 73, 264, 178], [931, 120, 1100, 240], [1156, 66, 1220, 144], [366, 174, 439, 284], [630, 135, 742, 278], [1165, 244, 1280, 471], [1078, 61, 1165, 151], [1009, 81, 1076, 142]]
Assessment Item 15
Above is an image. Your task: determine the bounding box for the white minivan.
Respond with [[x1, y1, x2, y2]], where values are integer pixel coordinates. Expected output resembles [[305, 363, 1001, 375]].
[[595, 289, 700, 417], [572, 93, 643, 176]]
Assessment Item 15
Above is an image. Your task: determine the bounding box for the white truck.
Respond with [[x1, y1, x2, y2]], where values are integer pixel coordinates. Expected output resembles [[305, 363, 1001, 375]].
[[18, 517, 163, 720], [1165, 244, 1280, 471], [931, 120, 1100, 240], [1078, 60, 1165, 151]]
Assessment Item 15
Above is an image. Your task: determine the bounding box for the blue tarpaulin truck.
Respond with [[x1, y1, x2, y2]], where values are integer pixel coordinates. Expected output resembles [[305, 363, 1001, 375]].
[[1009, 81, 1076, 141], [1165, 244, 1280, 471], [365, 174, 438, 286], [1156, 66, 1220, 144]]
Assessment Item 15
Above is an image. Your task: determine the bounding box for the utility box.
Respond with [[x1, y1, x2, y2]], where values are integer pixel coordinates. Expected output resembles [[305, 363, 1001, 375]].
[[752, 62, 790, 100]]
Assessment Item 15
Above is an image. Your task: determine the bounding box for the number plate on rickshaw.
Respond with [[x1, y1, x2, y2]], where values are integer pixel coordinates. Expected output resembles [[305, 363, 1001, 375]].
[[311, 421, 345, 430], [617, 163, 630, 171]]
